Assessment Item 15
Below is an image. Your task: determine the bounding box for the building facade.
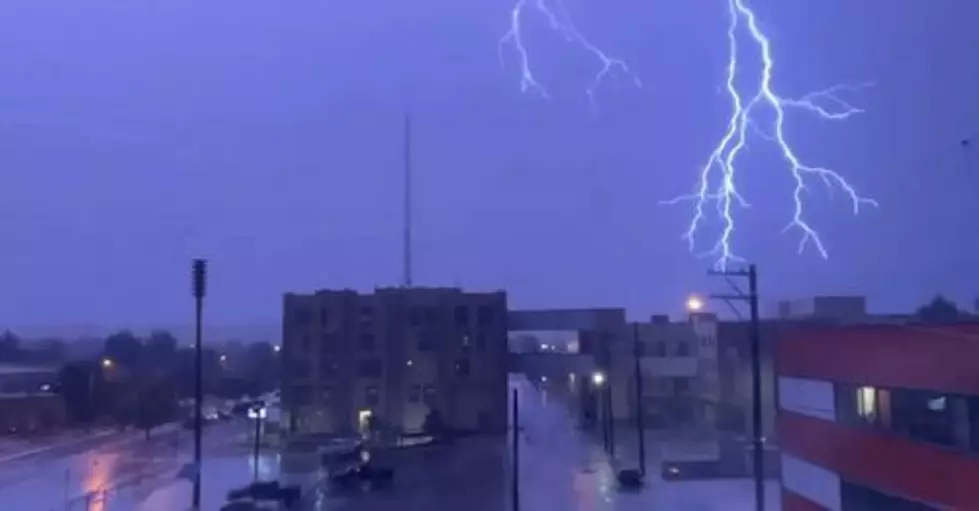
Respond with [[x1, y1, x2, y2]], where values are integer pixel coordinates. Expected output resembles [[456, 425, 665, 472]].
[[777, 323, 979, 510], [281, 287, 508, 437], [617, 314, 718, 428]]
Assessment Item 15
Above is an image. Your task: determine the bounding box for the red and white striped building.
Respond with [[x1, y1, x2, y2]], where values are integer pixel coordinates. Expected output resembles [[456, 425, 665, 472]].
[[776, 323, 979, 510]]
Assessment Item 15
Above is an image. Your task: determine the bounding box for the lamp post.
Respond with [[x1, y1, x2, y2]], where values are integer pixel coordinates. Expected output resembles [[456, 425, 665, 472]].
[[191, 259, 207, 510], [591, 371, 608, 452], [248, 402, 268, 482]]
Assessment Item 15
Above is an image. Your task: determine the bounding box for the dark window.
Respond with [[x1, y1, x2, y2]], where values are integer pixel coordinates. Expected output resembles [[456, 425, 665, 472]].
[[292, 359, 311, 378], [319, 360, 339, 378], [408, 308, 421, 327], [320, 386, 334, 403], [423, 385, 437, 407], [358, 358, 383, 378], [841, 479, 936, 511], [461, 334, 471, 349], [676, 341, 691, 357], [359, 305, 373, 318], [319, 309, 329, 327], [408, 384, 422, 403], [653, 342, 667, 357], [424, 308, 438, 326], [320, 334, 337, 353], [968, 397, 979, 451], [294, 307, 312, 326], [418, 338, 435, 352], [454, 306, 469, 326], [290, 385, 312, 406], [359, 334, 376, 352], [365, 385, 379, 406], [475, 334, 487, 351], [891, 389, 955, 447], [477, 306, 494, 325], [674, 377, 691, 393], [455, 358, 471, 378]]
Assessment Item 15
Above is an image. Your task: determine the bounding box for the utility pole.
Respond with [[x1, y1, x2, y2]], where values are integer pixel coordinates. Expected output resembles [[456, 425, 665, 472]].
[[191, 259, 207, 510], [511, 388, 520, 511], [632, 322, 646, 475], [403, 114, 413, 288], [708, 263, 763, 511]]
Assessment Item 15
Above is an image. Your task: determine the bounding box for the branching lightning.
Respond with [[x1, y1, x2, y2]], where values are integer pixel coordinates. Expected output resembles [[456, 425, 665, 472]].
[[498, 0, 641, 106], [663, 0, 877, 269]]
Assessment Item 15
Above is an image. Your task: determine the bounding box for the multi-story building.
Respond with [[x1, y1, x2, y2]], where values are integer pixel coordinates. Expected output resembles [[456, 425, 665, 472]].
[[777, 322, 979, 510], [606, 313, 719, 429], [281, 287, 508, 438]]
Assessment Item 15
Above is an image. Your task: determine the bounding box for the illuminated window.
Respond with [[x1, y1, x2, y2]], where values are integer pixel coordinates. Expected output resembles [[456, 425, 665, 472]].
[[857, 386, 877, 419]]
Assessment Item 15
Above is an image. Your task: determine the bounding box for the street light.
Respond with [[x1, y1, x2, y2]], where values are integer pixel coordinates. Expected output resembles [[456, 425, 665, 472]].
[[248, 403, 268, 483], [591, 371, 606, 386], [686, 295, 705, 312], [101, 358, 113, 369]]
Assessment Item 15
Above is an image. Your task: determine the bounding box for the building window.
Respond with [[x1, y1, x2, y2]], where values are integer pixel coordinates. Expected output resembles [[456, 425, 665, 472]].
[[455, 358, 471, 378], [292, 359, 311, 379], [357, 358, 383, 378], [424, 308, 438, 326], [454, 306, 469, 326], [408, 308, 421, 327], [359, 334, 376, 352], [840, 479, 936, 510], [835, 384, 885, 427], [320, 386, 334, 403], [408, 384, 422, 403], [365, 385, 379, 406], [294, 307, 312, 326], [674, 377, 692, 393], [423, 385, 437, 407], [653, 342, 667, 357], [676, 341, 691, 357], [891, 389, 955, 447], [319, 309, 329, 327], [461, 334, 471, 350], [477, 306, 494, 325], [319, 360, 339, 378], [418, 338, 435, 352], [475, 334, 487, 351], [290, 385, 312, 406]]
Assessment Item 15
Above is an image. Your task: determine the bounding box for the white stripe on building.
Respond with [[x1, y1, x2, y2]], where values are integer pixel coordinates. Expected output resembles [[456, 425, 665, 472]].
[[781, 452, 842, 511], [778, 376, 836, 421]]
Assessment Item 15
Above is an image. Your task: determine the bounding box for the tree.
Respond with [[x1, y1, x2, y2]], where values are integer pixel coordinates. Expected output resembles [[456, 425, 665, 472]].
[[244, 342, 277, 392], [58, 361, 102, 424], [0, 330, 22, 363], [145, 330, 178, 375], [104, 330, 145, 370], [915, 295, 964, 324], [134, 380, 178, 439]]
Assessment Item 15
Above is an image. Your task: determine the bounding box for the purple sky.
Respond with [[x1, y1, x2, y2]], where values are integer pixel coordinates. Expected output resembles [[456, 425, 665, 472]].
[[0, 0, 977, 328]]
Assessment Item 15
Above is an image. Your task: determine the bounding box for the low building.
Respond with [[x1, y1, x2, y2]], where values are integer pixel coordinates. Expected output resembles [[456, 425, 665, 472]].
[[776, 322, 979, 510], [281, 287, 508, 437], [0, 365, 65, 434]]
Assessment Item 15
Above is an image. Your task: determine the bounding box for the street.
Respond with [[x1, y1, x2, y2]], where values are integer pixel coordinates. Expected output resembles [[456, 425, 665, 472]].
[[0, 420, 267, 510], [307, 375, 780, 511]]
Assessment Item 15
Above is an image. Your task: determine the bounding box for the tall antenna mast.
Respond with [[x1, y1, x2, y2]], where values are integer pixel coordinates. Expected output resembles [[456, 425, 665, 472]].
[[403, 113, 413, 288]]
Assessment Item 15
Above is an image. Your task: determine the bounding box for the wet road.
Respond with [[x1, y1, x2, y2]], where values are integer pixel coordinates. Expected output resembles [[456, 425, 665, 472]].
[[308, 375, 780, 511], [0, 420, 264, 510]]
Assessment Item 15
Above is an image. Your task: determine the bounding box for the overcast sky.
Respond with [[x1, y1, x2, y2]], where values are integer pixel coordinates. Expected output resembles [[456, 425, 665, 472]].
[[0, 0, 977, 327]]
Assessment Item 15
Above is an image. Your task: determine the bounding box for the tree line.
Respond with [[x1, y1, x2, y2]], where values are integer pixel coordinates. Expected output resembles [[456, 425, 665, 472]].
[[0, 330, 280, 436]]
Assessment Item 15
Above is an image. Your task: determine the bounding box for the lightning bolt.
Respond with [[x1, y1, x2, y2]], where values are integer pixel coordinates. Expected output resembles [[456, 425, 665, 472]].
[[664, 0, 877, 269], [497, 0, 641, 106]]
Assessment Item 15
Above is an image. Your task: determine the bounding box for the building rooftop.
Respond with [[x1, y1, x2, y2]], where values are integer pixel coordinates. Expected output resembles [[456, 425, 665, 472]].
[[0, 365, 59, 376]]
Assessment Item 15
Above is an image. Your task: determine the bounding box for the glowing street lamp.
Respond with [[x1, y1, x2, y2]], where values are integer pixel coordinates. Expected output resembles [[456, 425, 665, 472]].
[[101, 358, 114, 369], [686, 295, 705, 312], [591, 371, 606, 386]]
